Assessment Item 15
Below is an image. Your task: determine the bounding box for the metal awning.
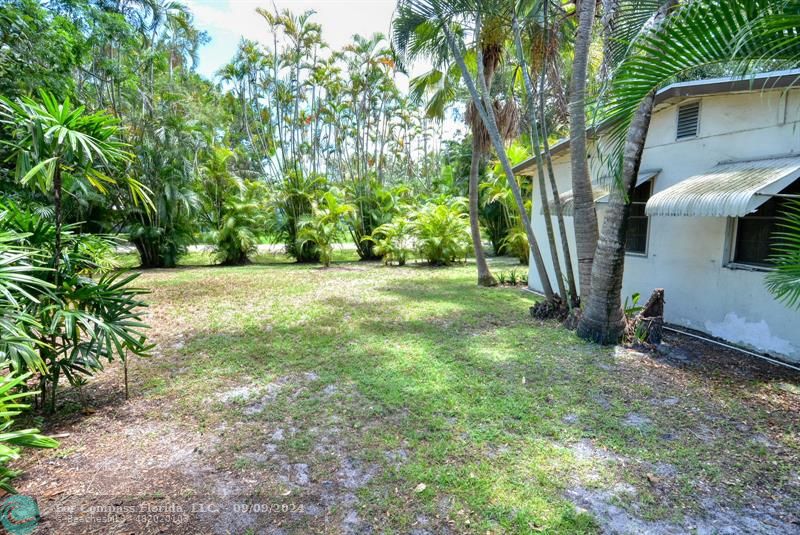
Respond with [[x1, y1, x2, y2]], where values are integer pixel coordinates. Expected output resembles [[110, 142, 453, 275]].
[[645, 156, 800, 217], [541, 170, 660, 216], [594, 169, 661, 203], [540, 187, 608, 216]]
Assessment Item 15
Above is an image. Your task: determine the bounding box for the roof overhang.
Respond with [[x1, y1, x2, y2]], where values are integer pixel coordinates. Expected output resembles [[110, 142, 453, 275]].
[[513, 69, 800, 177], [542, 170, 660, 216], [594, 169, 660, 203], [645, 156, 800, 217]]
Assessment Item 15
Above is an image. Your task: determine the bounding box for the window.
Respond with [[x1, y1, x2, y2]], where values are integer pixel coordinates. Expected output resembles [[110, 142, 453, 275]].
[[676, 102, 700, 140], [732, 179, 800, 267], [625, 181, 652, 255]]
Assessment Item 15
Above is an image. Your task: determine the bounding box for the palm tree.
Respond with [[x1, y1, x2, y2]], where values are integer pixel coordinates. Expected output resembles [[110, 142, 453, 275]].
[[577, 0, 800, 342], [569, 0, 600, 303], [766, 200, 800, 309], [512, 5, 569, 301], [0, 92, 148, 278], [404, 43, 503, 286], [394, 0, 556, 299], [578, 0, 679, 343]]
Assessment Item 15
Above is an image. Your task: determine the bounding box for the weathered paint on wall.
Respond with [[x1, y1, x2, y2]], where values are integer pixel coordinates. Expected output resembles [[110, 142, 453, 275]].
[[528, 87, 800, 362]]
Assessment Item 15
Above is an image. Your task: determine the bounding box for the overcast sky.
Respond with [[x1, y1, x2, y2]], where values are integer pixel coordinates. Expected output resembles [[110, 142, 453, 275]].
[[183, 0, 403, 80]]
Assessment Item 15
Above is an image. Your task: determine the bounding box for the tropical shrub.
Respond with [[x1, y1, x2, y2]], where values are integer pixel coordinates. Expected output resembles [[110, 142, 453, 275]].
[[411, 199, 472, 266], [0, 372, 58, 492], [0, 230, 49, 373], [766, 200, 800, 309], [501, 223, 530, 265], [0, 202, 153, 412], [364, 217, 414, 266], [268, 171, 325, 263], [298, 191, 354, 267], [197, 147, 266, 265], [345, 180, 400, 260]]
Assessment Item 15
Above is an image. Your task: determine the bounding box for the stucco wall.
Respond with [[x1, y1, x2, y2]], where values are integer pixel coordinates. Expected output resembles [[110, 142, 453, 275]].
[[528, 88, 800, 361]]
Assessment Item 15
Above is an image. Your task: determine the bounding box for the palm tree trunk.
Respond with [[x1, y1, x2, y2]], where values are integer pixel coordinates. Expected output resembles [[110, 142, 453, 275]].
[[512, 16, 566, 300], [577, 92, 655, 344], [569, 0, 600, 303], [441, 14, 555, 299], [468, 143, 495, 286], [540, 0, 578, 306], [577, 0, 677, 343]]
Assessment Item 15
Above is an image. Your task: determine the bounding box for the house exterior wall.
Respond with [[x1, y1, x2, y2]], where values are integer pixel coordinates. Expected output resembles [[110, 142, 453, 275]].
[[528, 88, 800, 361]]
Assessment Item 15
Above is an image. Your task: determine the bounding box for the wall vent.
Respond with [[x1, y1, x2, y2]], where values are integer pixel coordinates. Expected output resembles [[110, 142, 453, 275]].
[[676, 102, 700, 140]]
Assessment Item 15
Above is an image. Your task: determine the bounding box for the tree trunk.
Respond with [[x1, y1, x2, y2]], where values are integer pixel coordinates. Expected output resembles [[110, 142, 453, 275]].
[[540, 0, 579, 306], [468, 144, 496, 286], [569, 0, 600, 303], [577, 0, 677, 344], [440, 14, 555, 299], [52, 165, 62, 284], [577, 91, 655, 344], [512, 16, 566, 300]]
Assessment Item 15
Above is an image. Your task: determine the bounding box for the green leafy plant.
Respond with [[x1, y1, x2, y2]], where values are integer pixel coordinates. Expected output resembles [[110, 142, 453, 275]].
[[0, 230, 50, 373], [364, 217, 414, 266], [268, 171, 326, 263], [0, 372, 58, 493], [766, 200, 800, 309], [411, 199, 472, 266], [298, 190, 355, 267], [497, 271, 507, 285], [500, 223, 530, 265], [197, 147, 267, 266], [0, 202, 153, 412], [624, 292, 643, 317]]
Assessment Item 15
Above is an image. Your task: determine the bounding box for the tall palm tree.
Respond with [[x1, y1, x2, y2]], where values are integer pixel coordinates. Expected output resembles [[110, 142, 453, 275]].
[[578, 0, 678, 343], [512, 4, 570, 301], [569, 0, 600, 303], [394, 0, 556, 298], [395, 0, 555, 300], [404, 42, 505, 286]]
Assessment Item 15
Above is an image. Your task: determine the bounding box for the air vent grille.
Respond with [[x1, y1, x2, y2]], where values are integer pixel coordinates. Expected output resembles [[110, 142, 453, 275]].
[[677, 102, 700, 139]]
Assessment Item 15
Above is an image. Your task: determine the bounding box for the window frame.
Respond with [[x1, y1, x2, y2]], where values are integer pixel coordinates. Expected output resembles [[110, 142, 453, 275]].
[[675, 100, 701, 141], [625, 179, 653, 258], [725, 217, 776, 272]]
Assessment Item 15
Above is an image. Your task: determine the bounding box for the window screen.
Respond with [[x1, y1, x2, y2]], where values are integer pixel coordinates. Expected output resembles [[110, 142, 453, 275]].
[[677, 102, 700, 139], [733, 179, 800, 266], [625, 181, 652, 254]]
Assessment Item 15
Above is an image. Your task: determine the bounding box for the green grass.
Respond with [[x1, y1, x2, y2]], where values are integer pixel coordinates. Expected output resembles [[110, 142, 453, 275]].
[[121, 260, 799, 533]]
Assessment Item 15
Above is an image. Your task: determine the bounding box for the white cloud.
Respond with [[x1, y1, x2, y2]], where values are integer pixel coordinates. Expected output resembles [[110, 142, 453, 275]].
[[184, 0, 403, 77]]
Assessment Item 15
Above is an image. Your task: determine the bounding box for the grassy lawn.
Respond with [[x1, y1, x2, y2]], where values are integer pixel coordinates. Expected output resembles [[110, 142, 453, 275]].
[[18, 258, 800, 534]]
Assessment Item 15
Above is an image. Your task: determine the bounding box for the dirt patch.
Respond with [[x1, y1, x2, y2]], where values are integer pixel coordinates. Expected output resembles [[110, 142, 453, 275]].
[[569, 485, 800, 534]]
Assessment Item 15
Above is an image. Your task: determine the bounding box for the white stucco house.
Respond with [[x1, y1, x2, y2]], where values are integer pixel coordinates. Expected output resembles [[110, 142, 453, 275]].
[[514, 69, 800, 363]]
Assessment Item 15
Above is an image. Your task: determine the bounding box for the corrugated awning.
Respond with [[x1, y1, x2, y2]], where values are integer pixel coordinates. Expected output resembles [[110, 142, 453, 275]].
[[540, 187, 608, 216], [594, 169, 661, 203], [541, 170, 659, 215], [646, 156, 800, 217]]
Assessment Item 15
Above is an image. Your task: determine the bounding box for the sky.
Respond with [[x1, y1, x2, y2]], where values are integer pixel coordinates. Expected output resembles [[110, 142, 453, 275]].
[[183, 0, 403, 80]]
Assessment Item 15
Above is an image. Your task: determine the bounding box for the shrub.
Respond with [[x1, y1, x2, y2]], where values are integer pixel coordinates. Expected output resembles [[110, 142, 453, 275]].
[[501, 223, 530, 265], [411, 200, 472, 266], [0, 372, 58, 492], [0, 202, 153, 412], [298, 191, 354, 267], [364, 217, 414, 266], [208, 181, 266, 266], [345, 180, 407, 261], [268, 171, 325, 263]]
